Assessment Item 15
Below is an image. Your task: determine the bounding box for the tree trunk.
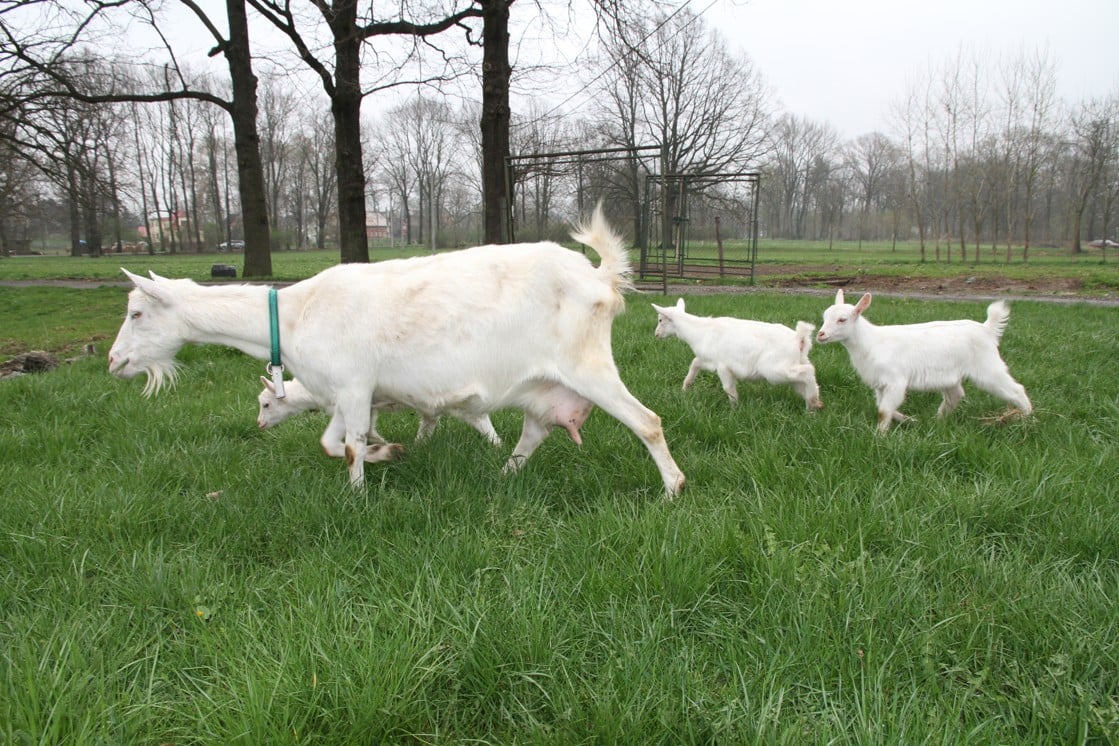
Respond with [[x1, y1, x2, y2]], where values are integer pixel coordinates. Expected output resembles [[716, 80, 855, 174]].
[[480, 0, 511, 244], [328, 3, 370, 264], [226, 0, 273, 276]]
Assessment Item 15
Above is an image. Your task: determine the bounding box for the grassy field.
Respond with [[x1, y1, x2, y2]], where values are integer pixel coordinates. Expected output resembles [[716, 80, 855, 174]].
[[4, 239, 1118, 295], [1, 282, 1117, 743]]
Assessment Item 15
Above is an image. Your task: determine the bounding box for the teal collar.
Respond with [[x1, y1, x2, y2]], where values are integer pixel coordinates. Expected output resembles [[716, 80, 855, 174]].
[[266, 288, 286, 397]]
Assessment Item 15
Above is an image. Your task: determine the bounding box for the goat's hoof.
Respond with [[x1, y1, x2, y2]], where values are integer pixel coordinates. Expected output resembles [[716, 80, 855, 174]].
[[365, 443, 405, 463], [982, 408, 1028, 425]]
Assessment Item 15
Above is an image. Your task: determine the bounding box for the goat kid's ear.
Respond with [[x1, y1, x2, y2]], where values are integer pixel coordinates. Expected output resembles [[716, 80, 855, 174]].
[[651, 303, 665, 315], [260, 375, 274, 392], [854, 293, 872, 315], [675, 298, 686, 310], [834, 289, 845, 304]]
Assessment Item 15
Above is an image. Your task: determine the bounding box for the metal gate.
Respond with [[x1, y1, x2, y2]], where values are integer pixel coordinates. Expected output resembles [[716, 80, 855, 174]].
[[503, 145, 662, 244], [639, 172, 761, 291]]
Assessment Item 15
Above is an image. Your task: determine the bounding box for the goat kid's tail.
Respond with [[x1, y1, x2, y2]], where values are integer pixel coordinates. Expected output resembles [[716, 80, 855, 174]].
[[571, 202, 634, 294], [794, 321, 816, 359], [983, 301, 1011, 344]]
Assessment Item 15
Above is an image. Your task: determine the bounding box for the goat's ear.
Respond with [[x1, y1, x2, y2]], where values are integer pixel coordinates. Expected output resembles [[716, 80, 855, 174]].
[[835, 289, 845, 304], [853, 293, 872, 315], [651, 303, 665, 314], [260, 375, 274, 392], [675, 298, 686, 310], [148, 270, 170, 282], [123, 268, 173, 305]]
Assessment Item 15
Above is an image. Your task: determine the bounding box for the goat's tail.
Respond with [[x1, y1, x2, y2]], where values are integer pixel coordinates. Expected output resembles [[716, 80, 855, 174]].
[[984, 301, 1011, 344], [794, 321, 816, 360], [571, 202, 634, 293]]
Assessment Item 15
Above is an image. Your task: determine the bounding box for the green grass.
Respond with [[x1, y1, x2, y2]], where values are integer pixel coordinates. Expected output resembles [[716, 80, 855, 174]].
[[0, 247, 425, 284], [2, 287, 1118, 743]]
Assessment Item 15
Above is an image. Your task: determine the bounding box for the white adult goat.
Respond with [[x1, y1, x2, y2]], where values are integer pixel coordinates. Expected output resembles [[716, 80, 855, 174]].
[[256, 376, 502, 464], [108, 206, 685, 496], [816, 289, 1032, 431], [651, 298, 824, 411]]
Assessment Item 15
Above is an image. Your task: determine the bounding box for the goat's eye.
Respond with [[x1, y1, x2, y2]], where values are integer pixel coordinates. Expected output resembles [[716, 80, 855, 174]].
[[262, 403, 270, 409], [837, 317, 847, 324], [130, 311, 142, 320]]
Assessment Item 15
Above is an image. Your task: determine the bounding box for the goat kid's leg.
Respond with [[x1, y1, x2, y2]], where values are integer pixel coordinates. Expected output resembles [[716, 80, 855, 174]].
[[565, 366, 686, 498], [791, 364, 824, 411], [937, 384, 966, 418], [367, 409, 387, 445], [414, 413, 441, 442], [972, 368, 1033, 416], [682, 358, 703, 391], [503, 415, 551, 474], [467, 415, 502, 446], [874, 385, 909, 432], [716, 366, 740, 405]]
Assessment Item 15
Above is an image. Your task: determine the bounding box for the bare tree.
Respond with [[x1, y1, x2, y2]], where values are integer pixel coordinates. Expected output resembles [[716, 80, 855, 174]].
[[845, 132, 901, 248], [246, 0, 481, 262], [764, 114, 838, 239], [1066, 96, 1117, 253], [0, 0, 276, 274]]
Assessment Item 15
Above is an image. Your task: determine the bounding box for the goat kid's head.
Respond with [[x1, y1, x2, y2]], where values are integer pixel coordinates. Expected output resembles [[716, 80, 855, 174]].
[[817, 289, 872, 344], [107, 269, 187, 396], [257, 376, 303, 429], [651, 298, 687, 339]]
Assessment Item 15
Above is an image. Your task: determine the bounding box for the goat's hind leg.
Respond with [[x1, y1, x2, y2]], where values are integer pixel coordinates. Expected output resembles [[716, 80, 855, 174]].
[[790, 364, 824, 411], [972, 365, 1032, 417], [716, 365, 739, 405], [503, 414, 550, 474], [565, 365, 685, 498]]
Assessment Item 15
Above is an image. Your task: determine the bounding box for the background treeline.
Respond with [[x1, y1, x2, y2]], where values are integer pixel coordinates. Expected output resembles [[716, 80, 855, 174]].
[[1, 3, 1116, 261]]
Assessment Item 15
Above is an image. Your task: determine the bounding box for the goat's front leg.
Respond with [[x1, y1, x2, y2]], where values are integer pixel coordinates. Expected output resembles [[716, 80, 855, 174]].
[[319, 411, 347, 458], [336, 391, 375, 486], [682, 358, 704, 391], [321, 409, 400, 462], [875, 384, 909, 432]]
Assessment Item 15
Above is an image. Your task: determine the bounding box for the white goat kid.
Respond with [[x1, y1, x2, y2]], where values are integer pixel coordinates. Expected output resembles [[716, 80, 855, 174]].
[[816, 289, 1032, 431], [108, 205, 685, 496], [651, 298, 823, 411], [256, 376, 501, 461]]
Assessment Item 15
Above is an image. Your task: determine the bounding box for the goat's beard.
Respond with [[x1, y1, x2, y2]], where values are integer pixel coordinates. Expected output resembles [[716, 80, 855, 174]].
[[141, 360, 181, 397]]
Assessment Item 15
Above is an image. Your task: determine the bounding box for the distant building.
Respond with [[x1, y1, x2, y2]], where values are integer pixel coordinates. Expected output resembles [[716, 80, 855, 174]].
[[139, 210, 200, 249], [366, 212, 390, 240]]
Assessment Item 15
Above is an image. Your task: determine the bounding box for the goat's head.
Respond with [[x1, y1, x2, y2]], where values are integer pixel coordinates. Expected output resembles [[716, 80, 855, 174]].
[[107, 269, 188, 396], [256, 376, 306, 429], [817, 289, 871, 344], [651, 298, 687, 339]]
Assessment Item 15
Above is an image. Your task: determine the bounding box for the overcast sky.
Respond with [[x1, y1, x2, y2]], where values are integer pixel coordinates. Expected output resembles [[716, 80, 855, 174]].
[[144, 0, 1119, 142], [700, 0, 1119, 138]]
